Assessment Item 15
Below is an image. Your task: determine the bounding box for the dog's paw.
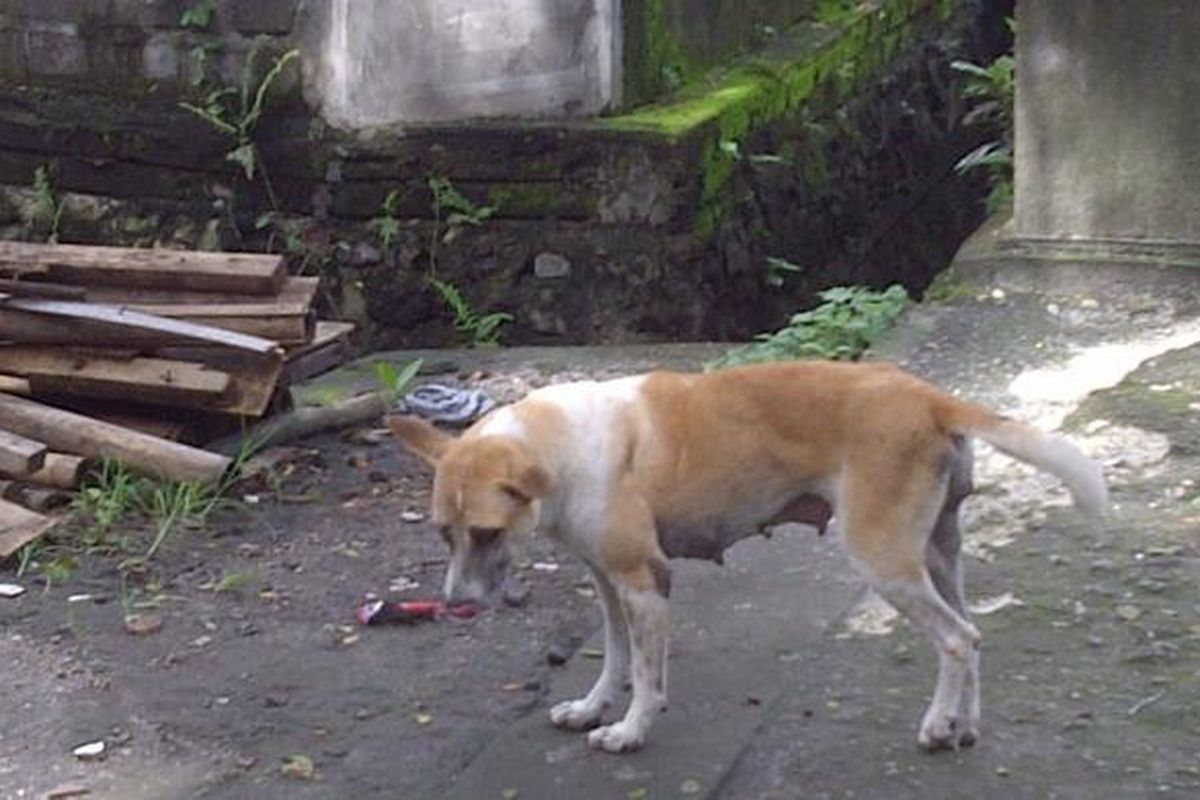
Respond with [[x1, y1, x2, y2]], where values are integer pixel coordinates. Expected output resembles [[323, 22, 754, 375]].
[[918, 714, 976, 752], [587, 721, 644, 754], [549, 698, 607, 730]]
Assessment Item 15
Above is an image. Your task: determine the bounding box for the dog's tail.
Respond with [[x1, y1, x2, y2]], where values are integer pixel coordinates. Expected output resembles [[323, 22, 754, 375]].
[[934, 395, 1109, 515]]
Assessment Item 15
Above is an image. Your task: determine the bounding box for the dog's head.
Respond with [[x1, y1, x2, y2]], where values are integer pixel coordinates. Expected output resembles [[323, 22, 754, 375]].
[[387, 415, 552, 604]]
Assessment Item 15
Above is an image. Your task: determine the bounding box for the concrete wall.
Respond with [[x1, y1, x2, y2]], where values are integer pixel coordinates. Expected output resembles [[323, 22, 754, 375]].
[[1015, 1, 1200, 243], [302, 0, 619, 128]]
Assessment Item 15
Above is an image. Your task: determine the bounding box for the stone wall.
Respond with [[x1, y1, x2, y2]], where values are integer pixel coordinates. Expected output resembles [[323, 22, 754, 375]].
[[0, 0, 299, 91]]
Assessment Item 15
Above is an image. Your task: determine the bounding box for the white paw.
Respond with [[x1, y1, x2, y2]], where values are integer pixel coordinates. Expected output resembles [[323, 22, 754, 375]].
[[549, 698, 607, 730], [587, 721, 645, 753], [918, 712, 974, 751]]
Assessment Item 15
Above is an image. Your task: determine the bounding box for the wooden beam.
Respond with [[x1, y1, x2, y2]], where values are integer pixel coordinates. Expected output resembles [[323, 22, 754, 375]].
[[0, 428, 47, 475], [0, 241, 285, 294], [0, 452, 91, 489], [0, 498, 57, 558], [0, 347, 233, 407], [0, 299, 282, 355], [0, 278, 87, 300], [84, 276, 319, 307], [0, 393, 231, 484], [284, 321, 356, 383]]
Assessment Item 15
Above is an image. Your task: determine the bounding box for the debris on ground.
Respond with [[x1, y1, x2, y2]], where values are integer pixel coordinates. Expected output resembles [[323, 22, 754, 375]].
[[0, 240, 357, 553], [356, 598, 482, 626]]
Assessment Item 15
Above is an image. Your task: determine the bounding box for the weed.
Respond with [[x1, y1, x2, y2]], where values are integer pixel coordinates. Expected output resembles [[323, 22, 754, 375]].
[[427, 176, 496, 273], [180, 45, 300, 209], [372, 358, 424, 407], [426, 277, 513, 347], [709, 284, 910, 368], [369, 189, 406, 256], [952, 18, 1015, 213], [180, 0, 217, 30], [28, 165, 66, 243], [764, 256, 804, 289], [72, 458, 142, 548]]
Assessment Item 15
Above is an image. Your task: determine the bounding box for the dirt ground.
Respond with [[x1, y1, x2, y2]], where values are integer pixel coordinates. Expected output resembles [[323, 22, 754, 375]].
[[0, 365, 646, 800]]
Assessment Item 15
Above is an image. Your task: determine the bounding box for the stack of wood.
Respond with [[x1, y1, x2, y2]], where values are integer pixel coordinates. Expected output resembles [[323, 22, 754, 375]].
[[0, 240, 355, 558]]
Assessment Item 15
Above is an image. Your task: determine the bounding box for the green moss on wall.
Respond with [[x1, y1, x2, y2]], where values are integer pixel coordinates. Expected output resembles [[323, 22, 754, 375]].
[[623, 0, 697, 108], [609, 0, 950, 237]]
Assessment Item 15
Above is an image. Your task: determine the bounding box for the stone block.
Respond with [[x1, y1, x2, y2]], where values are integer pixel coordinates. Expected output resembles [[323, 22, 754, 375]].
[[18, 0, 109, 23], [0, 29, 26, 79], [24, 25, 86, 77], [233, 0, 296, 34], [141, 31, 180, 80]]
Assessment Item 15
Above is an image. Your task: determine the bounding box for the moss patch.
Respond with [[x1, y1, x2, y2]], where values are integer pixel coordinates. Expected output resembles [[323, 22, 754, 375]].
[[605, 0, 945, 236], [1065, 343, 1200, 455]]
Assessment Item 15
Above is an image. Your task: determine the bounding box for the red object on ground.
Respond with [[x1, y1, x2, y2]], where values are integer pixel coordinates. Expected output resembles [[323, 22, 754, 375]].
[[356, 599, 481, 626]]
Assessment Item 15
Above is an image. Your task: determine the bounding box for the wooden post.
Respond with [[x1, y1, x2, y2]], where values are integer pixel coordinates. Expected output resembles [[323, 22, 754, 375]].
[[0, 393, 231, 484]]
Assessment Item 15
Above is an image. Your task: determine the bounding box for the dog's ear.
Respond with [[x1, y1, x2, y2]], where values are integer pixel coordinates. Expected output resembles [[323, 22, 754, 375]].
[[500, 459, 553, 503], [387, 414, 454, 465]]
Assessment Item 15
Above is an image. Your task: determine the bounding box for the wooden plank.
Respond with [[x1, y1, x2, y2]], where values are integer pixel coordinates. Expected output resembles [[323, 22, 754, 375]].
[[0, 374, 30, 394], [0, 452, 91, 489], [0, 393, 231, 484], [84, 276, 319, 307], [0, 278, 86, 300], [0, 347, 232, 406], [0, 498, 58, 558], [123, 307, 313, 345], [0, 299, 282, 355], [0, 241, 285, 294], [0, 428, 47, 475], [284, 321, 356, 383]]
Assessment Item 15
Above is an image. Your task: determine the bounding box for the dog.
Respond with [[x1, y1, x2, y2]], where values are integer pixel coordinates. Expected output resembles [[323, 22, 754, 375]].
[[388, 360, 1107, 753]]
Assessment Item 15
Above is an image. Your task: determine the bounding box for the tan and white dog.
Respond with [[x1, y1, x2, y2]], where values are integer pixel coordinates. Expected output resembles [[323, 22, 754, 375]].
[[388, 361, 1107, 754]]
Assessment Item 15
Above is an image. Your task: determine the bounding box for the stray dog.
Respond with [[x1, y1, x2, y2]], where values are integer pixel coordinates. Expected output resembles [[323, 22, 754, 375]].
[[388, 361, 1107, 753]]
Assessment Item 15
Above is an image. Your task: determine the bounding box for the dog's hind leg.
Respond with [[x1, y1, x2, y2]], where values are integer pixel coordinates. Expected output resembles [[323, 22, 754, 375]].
[[925, 436, 980, 746], [587, 561, 670, 753], [841, 456, 981, 752], [550, 566, 630, 730]]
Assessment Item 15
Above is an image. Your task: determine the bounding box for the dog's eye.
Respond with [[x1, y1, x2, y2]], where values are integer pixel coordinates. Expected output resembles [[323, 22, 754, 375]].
[[469, 526, 503, 545]]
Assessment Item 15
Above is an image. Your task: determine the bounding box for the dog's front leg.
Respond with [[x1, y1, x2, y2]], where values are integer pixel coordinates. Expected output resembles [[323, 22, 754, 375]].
[[587, 577, 669, 753], [549, 567, 629, 730]]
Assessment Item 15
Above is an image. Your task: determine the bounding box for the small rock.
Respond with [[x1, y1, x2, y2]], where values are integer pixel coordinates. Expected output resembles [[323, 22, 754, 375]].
[[72, 741, 106, 761], [280, 754, 315, 780], [995, 766, 1010, 777], [124, 613, 163, 636], [531, 561, 559, 572], [546, 643, 571, 666], [1115, 604, 1142, 621], [0, 582, 25, 598], [191, 635, 213, 648], [522, 679, 542, 692], [534, 252, 571, 279], [401, 510, 425, 523], [502, 576, 530, 608], [681, 778, 703, 795]]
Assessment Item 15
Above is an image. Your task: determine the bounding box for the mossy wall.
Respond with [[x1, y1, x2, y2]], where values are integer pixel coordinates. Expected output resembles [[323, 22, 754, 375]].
[[622, 0, 818, 107], [0, 0, 1008, 349]]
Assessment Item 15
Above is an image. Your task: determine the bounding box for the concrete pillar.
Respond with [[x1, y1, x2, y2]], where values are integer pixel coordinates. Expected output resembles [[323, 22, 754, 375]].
[[1015, 1, 1200, 243], [303, 0, 620, 128]]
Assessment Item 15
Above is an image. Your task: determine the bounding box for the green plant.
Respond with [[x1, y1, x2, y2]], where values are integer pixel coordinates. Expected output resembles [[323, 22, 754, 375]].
[[29, 165, 65, 243], [373, 358, 424, 406], [952, 19, 1015, 213], [72, 458, 142, 547], [427, 176, 496, 273], [180, 0, 217, 29], [138, 480, 214, 561], [370, 189, 406, 255], [427, 277, 513, 347], [764, 256, 804, 289], [180, 46, 300, 209], [709, 284, 910, 368]]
